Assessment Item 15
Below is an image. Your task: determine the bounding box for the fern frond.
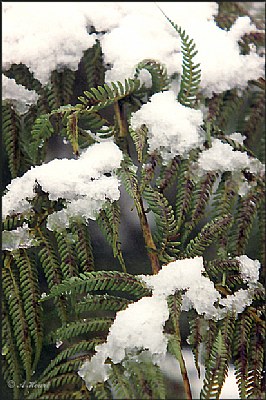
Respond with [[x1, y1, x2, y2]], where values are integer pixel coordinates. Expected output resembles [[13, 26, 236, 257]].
[[27, 373, 83, 399], [187, 313, 206, 378], [183, 172, 217, 242], [41, 270, 151, 301], [175, 159, 195, 230], [129, 124, 148, 163], [229, 183, 264, 256], [156, 156, 181, 192], [233, 309, 254, 398], [3, 63, 43, 94], [82, 40, 105, 89], [40, 339, 102, 379], [134, 58, 170, 93], [125, 357, 166, 399], [75, 294, 132, 316], [93, 382, 112, 399], [55, 229, 79, 279], [48, 318, 113, 343], [96, 201, 126, 272], [12, 249, 43, 371], [117, 156, 139, 201], [78, 78, 141, 113], [2, 253, 33, 383], [47, 68, 76, 109], [183, 214, 233, 258], [157, 8, 200, 107], [143, 186, 180, 262], [36, 227, 67, 323], [66, 112, 79, 156], [200, 330, 229, 399], [2, 297, 23, 399], [69, 220, 95, 273], [140, 154, 159, 192], [28, 113, 54, 164], [3, 103, 21, 178], [109, 363, 137, 399]]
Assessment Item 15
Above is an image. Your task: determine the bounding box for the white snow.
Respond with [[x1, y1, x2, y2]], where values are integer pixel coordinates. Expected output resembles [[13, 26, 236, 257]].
[[131, 90, 204, 162], [198, 139, 251, 173], [2, 142, 123, 229], [2, 224, 36, 251], [3, 2, 264, 96], [236, 254, 260, 284], [2, 74, 39, 113], [78, 255, 262, 389]]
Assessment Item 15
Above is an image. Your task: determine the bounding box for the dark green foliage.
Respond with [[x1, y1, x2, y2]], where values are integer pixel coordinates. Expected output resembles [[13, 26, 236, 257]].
[[2, 9, 265, 400]]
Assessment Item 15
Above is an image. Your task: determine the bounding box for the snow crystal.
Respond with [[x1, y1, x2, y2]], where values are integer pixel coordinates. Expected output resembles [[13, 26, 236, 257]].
[[228, 132, 246, 145], [131, 91, 204, 162], [197, 139, 251, 173], [219, 289, 254, 314], [2, 224, 35, 251], [236, 254, 260, 284], [2, 74, 39, 113], [3, 2, 264, 97], [55, 339, 63, 348], [3, 142, 123, 228]]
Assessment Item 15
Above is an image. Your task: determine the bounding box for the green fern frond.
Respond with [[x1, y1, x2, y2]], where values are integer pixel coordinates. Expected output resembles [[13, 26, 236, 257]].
[[55, 229, 79, 279], [129, 124, 148, 163], [233, 309, 254, 398], [157, 8, 201, 107], [36, 227, 68, 323], [12, 249, 43, 371], [93, 382, 112, 399], [134, 58, 170, 93], [96, 201, 126, 272], [156, 156, 181, 192], [183, 172, 217, 242], [143, 186, 180, 262], [212, 172, 238, 219], [183, 214, 233, 258], [140, 155, 158, 192], [69, 220, 95, 272], [41, 270, 151, 302], [82, 40, 105, 89], [2, 253, 33, 383], [65, 112, 79, 156], [47, 68, 76, 109], [78, 78, 141, 113], [48, 318, 113, 344], [28, 113, 54, 164], [3, 103, 21, 178], [200, 330, 229, 399], [76, 294, 132, 316], [27, 373, 83, 399], [117, 156, 139, 201], [175, 159, 195, 230], [109, 363, 137, 399], [229, 183, 264, 256], [40, 339, 102, 379], [187, 314, 206, 378], [125, 357, 166, 400], [3, 63, 43, 94], [2, 297, 23, 399], [245, 319, 265, 399]]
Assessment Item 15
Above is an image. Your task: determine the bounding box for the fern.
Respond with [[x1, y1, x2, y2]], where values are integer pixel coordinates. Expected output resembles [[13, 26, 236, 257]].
[[200, 330, 229, 400], [3, 63, 43, 94], [156, 156, 181, 192], [55, 229, 79, 279], [96, 201, 126, 272], [78, 78, 141, 113], [3, 103, 21, 178], [143, 186, 180, 262], [183, 214, 233, 258], [41, 270, 151, 301], [109, 364, 137, 399], [129, 123, 148, 163], [75, 294, 132, 316], [134, 58, 170, 94], [81, 40, 105, 89], [28, 113, 54, 164], [175, 158, 195, 230], [12, 249, 43, 371], [157, 7, 201, 107], [69, 220, 95, 273], [2, 253, 33, 383]]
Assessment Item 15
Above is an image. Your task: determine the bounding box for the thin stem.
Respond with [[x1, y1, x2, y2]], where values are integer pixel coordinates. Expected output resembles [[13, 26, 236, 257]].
[[135, 191, 160, 274]]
